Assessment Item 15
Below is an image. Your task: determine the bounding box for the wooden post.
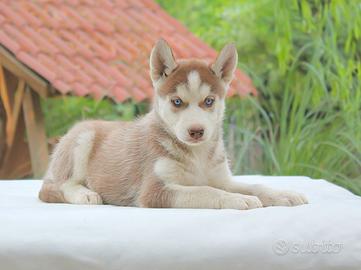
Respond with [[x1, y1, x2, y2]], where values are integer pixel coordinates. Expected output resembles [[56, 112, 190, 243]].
[[0, 100, 5, 165], [0, 66, 32, 178], [22, 86, 49, 178]]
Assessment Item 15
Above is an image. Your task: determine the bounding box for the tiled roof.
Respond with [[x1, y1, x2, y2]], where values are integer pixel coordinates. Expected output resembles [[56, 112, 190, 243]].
[[0, 0, 257, 102]]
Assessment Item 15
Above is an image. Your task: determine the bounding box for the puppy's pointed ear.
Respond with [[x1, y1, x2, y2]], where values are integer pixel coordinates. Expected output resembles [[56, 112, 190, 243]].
[[150, 39, 177, 82], [211, 43, 238, 85]]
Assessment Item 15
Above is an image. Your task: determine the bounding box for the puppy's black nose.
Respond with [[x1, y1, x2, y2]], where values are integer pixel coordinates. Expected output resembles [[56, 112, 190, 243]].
[[188, 126, 204, 140]]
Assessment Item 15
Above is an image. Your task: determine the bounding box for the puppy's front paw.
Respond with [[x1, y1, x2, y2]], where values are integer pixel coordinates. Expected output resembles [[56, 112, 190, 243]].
[[255, 187, 308, 207], [73, 190, 103, 205], [220, 193, 263, 210]]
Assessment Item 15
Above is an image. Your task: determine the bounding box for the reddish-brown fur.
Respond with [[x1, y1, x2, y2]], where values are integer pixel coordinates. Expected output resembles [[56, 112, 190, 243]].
[[159, 60, 225, 98]]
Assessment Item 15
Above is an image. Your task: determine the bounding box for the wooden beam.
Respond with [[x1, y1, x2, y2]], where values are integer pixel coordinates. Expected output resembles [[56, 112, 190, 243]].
[[0, 112, 32, 179], [0, 45, 49, 98], [0, 65, 12, 127], [22, 86, 49, 178], [0, 100, 5, 165], [8, 80, 25, 146]]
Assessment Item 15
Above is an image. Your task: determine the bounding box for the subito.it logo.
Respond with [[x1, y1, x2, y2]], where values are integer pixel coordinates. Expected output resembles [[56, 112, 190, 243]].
[[272, 240, 289, 255]]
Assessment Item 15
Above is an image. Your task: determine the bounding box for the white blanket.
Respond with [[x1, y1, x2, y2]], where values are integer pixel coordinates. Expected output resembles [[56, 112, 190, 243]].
[[0, 176, 360, 270]]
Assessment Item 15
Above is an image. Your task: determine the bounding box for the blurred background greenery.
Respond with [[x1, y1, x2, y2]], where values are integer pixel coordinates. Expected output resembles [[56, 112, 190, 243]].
[[42, 0, 361, 194]]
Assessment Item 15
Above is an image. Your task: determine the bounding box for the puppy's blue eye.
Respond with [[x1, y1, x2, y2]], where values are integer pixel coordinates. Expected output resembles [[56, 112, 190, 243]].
[[204, 97, 215, 107], [172, 98, 183, 107]]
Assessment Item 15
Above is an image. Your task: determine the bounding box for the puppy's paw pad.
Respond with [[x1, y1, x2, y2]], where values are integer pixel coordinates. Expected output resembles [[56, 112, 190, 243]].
[[221, 194, 262, 210], [284, 191, 308, 206], [259, 190, 308, 207], [74, 191, 103, 205], [243, 195, 263, 209]]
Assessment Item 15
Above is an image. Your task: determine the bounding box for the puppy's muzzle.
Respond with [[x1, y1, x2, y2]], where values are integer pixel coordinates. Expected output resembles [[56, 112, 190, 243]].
[[188, 126, 204, 140]]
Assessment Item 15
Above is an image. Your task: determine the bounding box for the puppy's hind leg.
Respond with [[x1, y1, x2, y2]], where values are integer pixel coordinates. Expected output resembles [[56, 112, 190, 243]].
[[61, 131, 102, 205]]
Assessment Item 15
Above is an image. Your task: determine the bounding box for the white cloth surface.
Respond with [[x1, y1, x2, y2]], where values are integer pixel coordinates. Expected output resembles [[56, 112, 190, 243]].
[[0, 176, 360, 270]]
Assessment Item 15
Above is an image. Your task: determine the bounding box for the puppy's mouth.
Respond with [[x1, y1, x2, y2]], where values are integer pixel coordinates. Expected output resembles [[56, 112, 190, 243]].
[[182, 137, 206, 145]]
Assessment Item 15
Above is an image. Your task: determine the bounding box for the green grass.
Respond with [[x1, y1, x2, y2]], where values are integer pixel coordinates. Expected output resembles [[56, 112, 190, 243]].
[[42, 0, 361, 194]]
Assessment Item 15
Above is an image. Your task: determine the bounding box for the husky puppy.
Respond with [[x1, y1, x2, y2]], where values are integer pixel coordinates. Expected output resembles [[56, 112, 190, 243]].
[[39, 39, 307, 209]]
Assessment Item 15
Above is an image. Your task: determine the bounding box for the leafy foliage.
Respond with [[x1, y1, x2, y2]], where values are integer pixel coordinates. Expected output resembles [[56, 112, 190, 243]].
[[42, 97, 148, 138]]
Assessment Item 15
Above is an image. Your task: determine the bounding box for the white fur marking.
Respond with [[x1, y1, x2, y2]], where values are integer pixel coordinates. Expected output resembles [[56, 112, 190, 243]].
[[176, 84, 188, 100], [71, 131, 95, 182], [62, 183, 102, 204], [154, 158, 184, 184], [199, 83, 211, 97], [154, 150, 212, 186], [187, 70, 201, 92], [61, 131, 102, 205]]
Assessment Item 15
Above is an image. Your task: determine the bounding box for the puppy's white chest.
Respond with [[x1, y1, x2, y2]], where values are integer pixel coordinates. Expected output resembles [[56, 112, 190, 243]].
[[186, 152, 210, 185], [154, 153, 213, 186]]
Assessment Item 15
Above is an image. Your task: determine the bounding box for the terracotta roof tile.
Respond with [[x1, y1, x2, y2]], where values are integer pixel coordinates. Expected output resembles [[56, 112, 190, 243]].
[[0, 29, 20, 53], [0, 0, 257, 102], [17, 51, 56, 81]]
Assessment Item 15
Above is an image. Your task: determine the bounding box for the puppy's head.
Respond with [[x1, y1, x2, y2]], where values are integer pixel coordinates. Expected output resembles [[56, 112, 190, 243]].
[[150, 39, 237, 146]]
